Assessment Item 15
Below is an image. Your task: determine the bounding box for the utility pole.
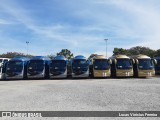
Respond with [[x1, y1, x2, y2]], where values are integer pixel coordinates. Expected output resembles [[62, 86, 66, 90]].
[[26, 41, 29, 56], [104, 39, 108, 58]]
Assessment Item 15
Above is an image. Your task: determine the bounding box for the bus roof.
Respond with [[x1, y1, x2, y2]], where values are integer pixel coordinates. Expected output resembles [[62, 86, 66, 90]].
[[109, 55, 130, 59], [10, 57, 30, 61], [30, 56, 50, 61], [94, 55, 107, 59], [74, 55, 87, 60], [0, 58, 11, 60], [53, 55, 67, 60], [131, 54, 150, 59]]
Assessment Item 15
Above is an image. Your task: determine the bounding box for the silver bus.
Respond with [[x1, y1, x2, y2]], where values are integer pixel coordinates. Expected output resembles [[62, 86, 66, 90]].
[[27, 56, 50, 79], [6, 57, 29, 80], [50, 55, 68, 78]]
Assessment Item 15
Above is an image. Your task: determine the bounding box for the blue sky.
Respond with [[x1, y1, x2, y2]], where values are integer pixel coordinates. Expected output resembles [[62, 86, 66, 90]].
[[0, 0, 160, 57]]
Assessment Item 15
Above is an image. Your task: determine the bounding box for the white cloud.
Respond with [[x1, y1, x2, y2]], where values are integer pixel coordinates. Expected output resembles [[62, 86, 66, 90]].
[[0, 19, 12, 24], [0, 0, 160, 56]]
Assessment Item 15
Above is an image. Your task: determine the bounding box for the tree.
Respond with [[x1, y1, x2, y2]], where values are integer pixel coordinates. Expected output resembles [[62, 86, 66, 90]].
[[47, 54, 55, 59], [128, 46, 156, 57], [113, 48, 128, 55], [0, 52, 34, 58], [57, 49, 74, 60], [0, 52, 23, 58], [155, 49, 160, 57], [112, 46, 157, 57]]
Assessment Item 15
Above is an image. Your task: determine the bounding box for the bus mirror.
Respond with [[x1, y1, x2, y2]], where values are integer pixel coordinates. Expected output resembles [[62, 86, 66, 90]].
[[92, 59, 95, 63], [70, 60, 72, 65], [114, 59, 117, 64], [66, 60, 68, 65], [152, 59, 157, 65], [131, 59, 135, 64], [135, 59, 139, 64], [108, 59, 112, 64], [90, 59, 93, 64], [87, 60, 91, 65]]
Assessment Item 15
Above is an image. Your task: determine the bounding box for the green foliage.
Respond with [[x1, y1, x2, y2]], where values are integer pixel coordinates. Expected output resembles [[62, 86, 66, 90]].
[[113, 48, 128, 55], [47, 54, 55, 59], [56, 49, 74, 76], [155, 49, 160, 57], [57, 49, 74, 60], [113, 46, 157, 57], [0, 52, 33, 58]]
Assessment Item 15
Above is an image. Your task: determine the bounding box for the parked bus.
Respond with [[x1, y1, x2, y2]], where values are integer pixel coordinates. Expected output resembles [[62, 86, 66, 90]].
[[90, 55, 112, 78], [49, 55, 68, 78], [0, 58, 10, 80], [154, 57, 160, 75], [6, 57, 29, 80], [27, 56, 50, 79], [131, 54, 157, 77], [71, 55, 90, 78], [109, 55, 134, 77]]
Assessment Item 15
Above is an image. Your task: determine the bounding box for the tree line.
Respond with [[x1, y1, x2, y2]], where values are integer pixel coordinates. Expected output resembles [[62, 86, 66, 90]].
[[113, 46, 160, 57], [0, 46, 160, 59], [0, 49, 74, 60]]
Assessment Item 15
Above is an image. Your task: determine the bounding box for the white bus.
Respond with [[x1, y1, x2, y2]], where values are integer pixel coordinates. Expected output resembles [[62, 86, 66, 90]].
[[49, 55, 68, 78], [0, 58, 10, 80], [6, 57, 29, 80], [27, 56, 51, 79], [71, 55, 90, 78]]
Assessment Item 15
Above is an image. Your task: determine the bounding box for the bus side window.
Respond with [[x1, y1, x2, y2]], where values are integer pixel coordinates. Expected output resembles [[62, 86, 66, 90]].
[[4, 59, 8, 63]]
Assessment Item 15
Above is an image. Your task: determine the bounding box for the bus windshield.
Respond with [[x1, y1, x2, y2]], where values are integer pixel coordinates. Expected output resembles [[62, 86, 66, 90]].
[[50, 60, 66, 70], [138, 59, 153, 70], [72, 59, 88, 68], [116, 59, 132, 69], [6, 61, 23, 73], [94, 59, 110, 70], [0, 59, 2, 63], [28, 60, 44, 72]]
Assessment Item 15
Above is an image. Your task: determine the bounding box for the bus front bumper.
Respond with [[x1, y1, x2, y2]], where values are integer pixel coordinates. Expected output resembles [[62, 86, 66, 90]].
[[27, 74, 45, 79], [50, 74, 67, 79], [6, 75, 24, 80], [93, 70, 111, 78], [116, 70, 133, 77], [138, 70, 155, 77], [72, 72, 89, 78]]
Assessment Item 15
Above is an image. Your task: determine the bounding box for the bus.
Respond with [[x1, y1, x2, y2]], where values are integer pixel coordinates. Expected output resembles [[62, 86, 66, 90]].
[[109, 55, 134, 77], [0, 58, 10, 80], [131, 54, 157, 77], [27, 56, 50, 79], [154, 57, 160, 75], [6, 57, 29, 80], [49, 55, 68, 78], [90, 55, 112, 78], [71, 55, 90, 78]]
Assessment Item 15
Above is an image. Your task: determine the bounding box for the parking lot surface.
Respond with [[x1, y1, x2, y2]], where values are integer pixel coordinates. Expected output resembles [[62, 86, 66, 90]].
[[0, 77, 160, 120]]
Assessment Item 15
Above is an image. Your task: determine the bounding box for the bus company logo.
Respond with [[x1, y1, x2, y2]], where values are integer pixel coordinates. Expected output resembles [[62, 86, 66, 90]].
[[2, 112, 11, 118]]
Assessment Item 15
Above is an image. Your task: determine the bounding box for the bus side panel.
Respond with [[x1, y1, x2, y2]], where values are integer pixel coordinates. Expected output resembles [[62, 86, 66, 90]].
[[133, 63, 138, 78], [67, 64, 72, 78], [111, 61, 116, 78], [45, 61, 50, 79], [89, 64, 93, 78], [23, 61, 28, 79]]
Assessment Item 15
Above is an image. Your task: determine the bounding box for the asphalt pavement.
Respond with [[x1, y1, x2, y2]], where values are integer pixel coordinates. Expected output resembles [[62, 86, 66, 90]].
[[0, 77, 160, 120]]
